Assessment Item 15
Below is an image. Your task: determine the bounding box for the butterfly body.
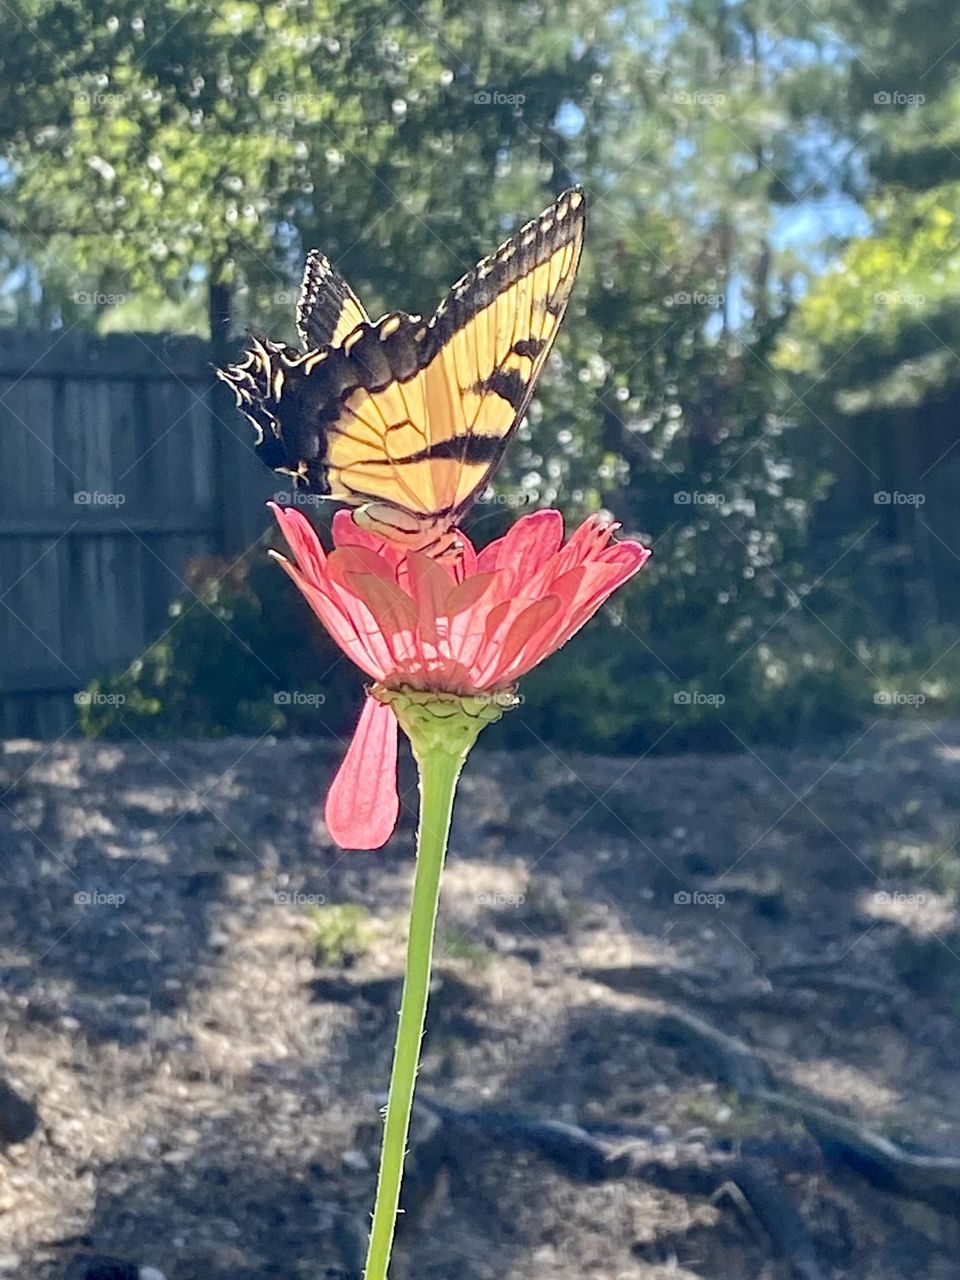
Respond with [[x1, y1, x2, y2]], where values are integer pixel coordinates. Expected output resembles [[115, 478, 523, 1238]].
[[219, 186, 586, 554]]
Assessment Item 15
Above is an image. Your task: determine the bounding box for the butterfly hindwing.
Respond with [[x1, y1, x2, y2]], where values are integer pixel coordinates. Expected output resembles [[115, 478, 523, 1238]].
[[218, 186, 586, 550]]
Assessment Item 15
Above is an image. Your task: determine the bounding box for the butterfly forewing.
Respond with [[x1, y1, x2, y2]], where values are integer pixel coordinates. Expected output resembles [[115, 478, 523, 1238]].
[[325, 187, 585, 518], [296, 251, 370, 350], [218, 186, 586, 549]]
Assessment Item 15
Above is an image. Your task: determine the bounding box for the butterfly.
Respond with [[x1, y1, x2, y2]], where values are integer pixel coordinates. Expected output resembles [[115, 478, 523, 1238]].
[[218, 186, 586, 556]]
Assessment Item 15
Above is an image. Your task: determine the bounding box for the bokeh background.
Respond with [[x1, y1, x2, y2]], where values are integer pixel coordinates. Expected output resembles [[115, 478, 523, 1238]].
[[2, 2, 960, 1279], [3, 0, 960, 747]]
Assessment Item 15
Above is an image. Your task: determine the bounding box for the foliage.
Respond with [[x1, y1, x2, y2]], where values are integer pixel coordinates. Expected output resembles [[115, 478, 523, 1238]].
[[307, 903, 372, 967], [77, 538, 359, 740], [9, 0, 960, 750]]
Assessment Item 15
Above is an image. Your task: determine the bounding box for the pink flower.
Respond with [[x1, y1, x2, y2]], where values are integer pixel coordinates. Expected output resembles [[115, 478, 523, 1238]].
[[270, 504, 651, 849]]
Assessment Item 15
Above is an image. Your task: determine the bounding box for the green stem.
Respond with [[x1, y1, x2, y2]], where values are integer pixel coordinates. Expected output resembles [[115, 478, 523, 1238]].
[[361, 742, 466, 1280]]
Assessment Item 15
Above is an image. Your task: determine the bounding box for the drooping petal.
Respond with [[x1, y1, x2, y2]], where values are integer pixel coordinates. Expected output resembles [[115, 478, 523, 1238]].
[[324, 696, 399, 849]]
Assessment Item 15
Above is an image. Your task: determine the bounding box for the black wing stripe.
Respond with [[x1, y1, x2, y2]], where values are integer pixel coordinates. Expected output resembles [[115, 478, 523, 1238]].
[[388, 436, 506, 465], [475, 368, 526, 409]]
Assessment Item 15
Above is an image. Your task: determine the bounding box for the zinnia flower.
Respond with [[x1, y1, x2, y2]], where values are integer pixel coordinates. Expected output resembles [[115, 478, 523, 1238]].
[[269, 503, 651, 849]]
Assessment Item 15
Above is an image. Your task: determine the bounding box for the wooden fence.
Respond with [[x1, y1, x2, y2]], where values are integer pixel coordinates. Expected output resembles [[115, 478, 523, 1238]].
[[0, 330, 272, 737], [1, 328, 958, 739]]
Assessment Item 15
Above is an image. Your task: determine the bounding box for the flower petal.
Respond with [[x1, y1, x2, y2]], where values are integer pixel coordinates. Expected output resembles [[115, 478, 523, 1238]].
[[269, 503, 329, 586], [328, 545, 403, 584], [405, 551, 456, 642], [493, 595, 562, 679], [324, 696, 399, 849], [444, 572, 498, 617], [270, 552, 386, 679], [477, 509, 564, 575], [332, 508, 407, 571]]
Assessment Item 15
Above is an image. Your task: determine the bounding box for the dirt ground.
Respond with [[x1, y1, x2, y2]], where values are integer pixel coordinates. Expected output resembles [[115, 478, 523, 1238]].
[[2, 718, 960, 1280]]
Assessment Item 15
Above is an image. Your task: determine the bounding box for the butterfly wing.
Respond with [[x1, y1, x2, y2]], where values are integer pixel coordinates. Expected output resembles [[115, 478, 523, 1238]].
[[218, 186, 586, 549], [321, 185, 586, 530], [296, 250, 369, 350]]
